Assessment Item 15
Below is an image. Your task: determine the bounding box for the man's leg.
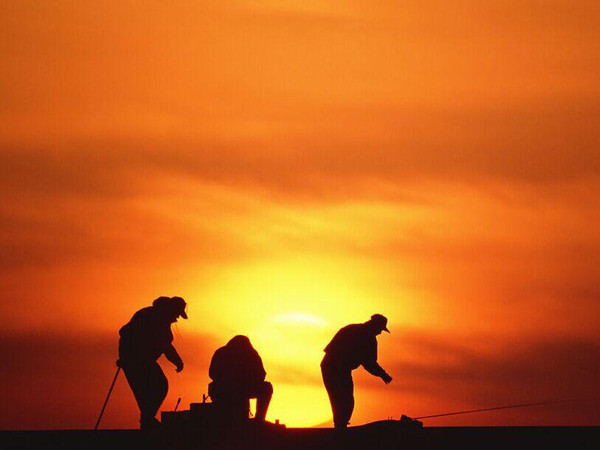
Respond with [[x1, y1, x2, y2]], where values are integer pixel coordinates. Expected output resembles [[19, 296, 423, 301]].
[[210, 382, 248, 423], [253, 381, 273, 421], [337, 372, 354, 428], [321, 362, 339, 426], [143, 362, 168, 423], [123, 361, 168, 428], [322, 362, 353, 428], [122, 364, 146, 419]]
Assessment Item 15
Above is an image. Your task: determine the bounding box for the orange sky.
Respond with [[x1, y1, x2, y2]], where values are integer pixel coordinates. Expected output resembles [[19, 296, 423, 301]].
[[1, 1, 599, 429]]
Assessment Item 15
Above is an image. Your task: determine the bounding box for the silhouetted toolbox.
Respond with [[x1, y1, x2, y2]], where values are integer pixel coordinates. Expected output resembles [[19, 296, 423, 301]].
[[161, 408, 190, 427], [190, 401, 215, 424], [161, 402, 216, 428]]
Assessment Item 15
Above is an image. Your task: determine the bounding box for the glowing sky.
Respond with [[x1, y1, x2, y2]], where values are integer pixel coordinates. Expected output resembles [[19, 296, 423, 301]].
[[1, 1, 599, 429]]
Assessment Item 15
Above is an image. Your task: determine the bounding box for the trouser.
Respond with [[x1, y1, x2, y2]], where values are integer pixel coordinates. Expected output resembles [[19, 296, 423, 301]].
[[321, 358, 354, 428], [209, 381, 273, 421], [122, 361, 168, 425]]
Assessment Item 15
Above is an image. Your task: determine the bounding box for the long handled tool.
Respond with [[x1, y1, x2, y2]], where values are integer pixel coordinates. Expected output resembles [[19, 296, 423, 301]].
[[94, 366, 121, 430]]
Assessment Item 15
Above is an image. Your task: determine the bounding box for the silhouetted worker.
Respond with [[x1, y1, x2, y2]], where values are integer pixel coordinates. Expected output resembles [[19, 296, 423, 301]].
[[208, 335, 273, 423], [117, 296, 187, 429], [321, 314, 393, 429]]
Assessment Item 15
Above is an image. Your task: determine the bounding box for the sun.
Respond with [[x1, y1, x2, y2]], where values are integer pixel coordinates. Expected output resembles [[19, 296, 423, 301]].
[[248, 312, 333, 427]]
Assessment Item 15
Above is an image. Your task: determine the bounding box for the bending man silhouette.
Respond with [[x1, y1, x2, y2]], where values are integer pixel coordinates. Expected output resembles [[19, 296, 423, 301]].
[[208, 335, 273, 422], [321, 314, 393, 429], [118, 296, 187, 429]]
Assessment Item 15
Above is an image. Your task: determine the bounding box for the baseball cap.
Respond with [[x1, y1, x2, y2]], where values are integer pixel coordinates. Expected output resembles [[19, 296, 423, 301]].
[[153, 296, 188, 319], [370, 314, 389, 333]]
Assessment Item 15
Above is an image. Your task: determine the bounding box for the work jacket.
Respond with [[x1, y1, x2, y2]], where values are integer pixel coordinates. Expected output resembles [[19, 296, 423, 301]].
[[209, 341, 266, 388], [323, 323, 386, 377], [119, 307, 179, 365]]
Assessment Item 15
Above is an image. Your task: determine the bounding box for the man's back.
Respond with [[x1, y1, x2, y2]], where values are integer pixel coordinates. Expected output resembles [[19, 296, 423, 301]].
[[209, 340, 266, 387], [119, 307, 172, 363], [208, 336, 273, 422], [323, 323, 377, 370]]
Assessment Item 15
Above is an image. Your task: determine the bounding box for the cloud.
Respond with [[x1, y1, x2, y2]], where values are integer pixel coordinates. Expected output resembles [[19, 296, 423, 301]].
[[2, 102, 599, 211], [1, 1, 599, 203]]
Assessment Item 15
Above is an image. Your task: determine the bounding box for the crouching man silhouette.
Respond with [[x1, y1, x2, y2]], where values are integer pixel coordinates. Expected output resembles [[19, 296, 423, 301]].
[[208, 335, 273, 423]]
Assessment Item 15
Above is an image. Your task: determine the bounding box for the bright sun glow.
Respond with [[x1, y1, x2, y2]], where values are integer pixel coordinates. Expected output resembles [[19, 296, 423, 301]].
[[262, 383, 332, 428], [250, 312, 333, 427], [191, 256, 390, 336], [184, 256, 414, 427]]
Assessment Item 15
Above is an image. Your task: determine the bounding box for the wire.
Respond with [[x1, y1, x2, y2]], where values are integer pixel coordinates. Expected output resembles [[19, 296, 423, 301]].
[[415, 399, 584, 420], [173, 322, 183, 340]]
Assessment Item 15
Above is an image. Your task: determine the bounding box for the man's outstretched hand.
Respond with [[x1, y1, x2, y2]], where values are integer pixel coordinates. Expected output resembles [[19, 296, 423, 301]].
[[381, 373, 393, 384]]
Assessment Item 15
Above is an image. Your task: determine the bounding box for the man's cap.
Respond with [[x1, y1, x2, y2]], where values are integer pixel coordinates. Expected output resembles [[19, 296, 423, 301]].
[[370, 314, 389, 333], [153, 296, 188, 319], [171, 296, 188, 319]]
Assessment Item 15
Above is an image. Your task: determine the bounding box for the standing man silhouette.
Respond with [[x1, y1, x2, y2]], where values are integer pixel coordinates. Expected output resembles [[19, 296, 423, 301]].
[[118, 296, 187, 429], [321, 314, 393, 429]]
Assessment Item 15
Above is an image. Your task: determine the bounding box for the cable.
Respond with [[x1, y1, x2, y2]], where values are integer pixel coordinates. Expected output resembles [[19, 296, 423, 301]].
[[415, 399, 584, 420]]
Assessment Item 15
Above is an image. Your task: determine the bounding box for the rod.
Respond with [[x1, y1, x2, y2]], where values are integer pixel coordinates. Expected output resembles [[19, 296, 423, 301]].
[[94, 366, 121, 430], [415, 399, 582, 420]]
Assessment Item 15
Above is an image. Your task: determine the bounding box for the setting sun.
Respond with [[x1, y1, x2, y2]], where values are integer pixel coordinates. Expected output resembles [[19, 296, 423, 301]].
[[252, 312, 330, 426]]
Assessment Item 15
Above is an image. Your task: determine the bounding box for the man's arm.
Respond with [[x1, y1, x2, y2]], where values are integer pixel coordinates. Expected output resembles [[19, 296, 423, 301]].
[[208, 351, 219, 381], [253, 352, 267, 382], [363, 361, 389, 378], [362, 336, 392, 383], [164, 344, 184, 372]]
